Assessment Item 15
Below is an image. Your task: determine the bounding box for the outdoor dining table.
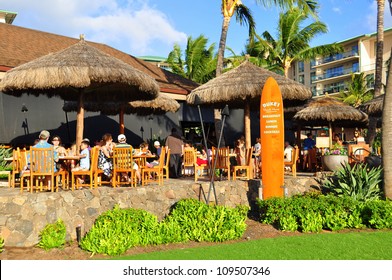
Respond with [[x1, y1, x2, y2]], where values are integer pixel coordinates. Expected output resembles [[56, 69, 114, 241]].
[[133, 154, 156, 168]]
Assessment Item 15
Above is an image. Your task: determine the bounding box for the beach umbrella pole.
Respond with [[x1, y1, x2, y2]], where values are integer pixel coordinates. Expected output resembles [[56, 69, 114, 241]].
[[207, 105, 229, 205]]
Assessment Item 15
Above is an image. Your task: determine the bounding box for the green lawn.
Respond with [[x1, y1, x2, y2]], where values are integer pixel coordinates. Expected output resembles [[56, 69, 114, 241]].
[[114, 230, 392, 260]]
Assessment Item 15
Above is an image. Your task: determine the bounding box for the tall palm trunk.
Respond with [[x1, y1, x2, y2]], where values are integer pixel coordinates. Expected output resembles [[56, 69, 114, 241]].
[[382, 47, 392, 199], [214, 15, 232, 147], [368, 0, 384, 148]]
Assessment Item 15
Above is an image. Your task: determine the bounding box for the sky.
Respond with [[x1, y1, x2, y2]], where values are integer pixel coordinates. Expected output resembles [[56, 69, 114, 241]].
[[2, 0, 392, 58]]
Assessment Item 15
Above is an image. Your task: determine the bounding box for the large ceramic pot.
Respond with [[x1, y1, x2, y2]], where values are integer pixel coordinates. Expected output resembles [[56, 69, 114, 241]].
[[322, 155, 349, 171], [365, 155, 382, 169]]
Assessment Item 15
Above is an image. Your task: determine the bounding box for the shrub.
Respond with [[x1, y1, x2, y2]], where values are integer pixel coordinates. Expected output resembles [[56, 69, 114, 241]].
[[362, 200, 392, 229], [80, 206, 161, 256], [257, 194, 365, 232], [322, 163, 383, 202], [165, 198, 249, 242], [37, 219, 66, 250]]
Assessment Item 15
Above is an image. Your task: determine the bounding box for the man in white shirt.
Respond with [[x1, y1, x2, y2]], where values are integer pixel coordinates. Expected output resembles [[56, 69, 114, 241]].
[[284, 141, 294, 163]]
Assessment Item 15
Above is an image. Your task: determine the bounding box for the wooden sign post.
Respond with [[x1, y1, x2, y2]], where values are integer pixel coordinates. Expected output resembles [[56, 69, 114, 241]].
[[260, 77, 284, 199]]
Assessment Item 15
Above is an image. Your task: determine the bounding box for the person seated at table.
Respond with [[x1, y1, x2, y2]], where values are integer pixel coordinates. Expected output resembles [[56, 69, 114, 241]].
[[196, 148, 209, 166], [33, 130, 58, 171], [334, 133, 343, 146], [51, 135, 67, 156], [98, 133, 114, 180], [150, 141, 162, 167], [115, 134, 141, 183], [136, 142, 154, 168], [284, 141, 294, 171], [51, 135, 68, 171], [71, 139, 90, 184]]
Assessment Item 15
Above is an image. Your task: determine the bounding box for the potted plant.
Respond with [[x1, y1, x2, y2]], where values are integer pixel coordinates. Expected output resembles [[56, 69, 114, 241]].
[[322, 144, 349, 171]]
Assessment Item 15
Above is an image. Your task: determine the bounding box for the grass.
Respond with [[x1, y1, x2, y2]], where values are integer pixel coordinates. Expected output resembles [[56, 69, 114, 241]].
[[113, 230, 392, 260]]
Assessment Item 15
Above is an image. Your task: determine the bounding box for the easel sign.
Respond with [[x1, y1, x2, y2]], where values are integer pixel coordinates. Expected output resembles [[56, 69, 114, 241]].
[[260, 77, 284, 199]]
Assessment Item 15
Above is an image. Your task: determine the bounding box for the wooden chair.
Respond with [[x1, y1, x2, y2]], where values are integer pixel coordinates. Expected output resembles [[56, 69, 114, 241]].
[[163, 148, 170, 180], [19, 149, 31, 193], [29, 147, 56, 192], [284, 146, 299, 177], [141, 148, 166, 186], [233, 147, 253, 180], [94, 147, 112, 188], [71, 147, 96, 190], [9, 148, 21, 188], [112, 146, 135, 188], [211, 147, 231, 180], [183, 148, 195, 176]]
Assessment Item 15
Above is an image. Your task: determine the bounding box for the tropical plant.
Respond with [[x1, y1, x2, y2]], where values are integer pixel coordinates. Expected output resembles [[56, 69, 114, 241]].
[[322, 163, 383, 202], [339, 72, 374, 108], [246, 6, 343, 78], [0, 236, 4, 253], [167, 35, 216, 84], [37, 219, 66, 250], [0, 145, 12, 168]]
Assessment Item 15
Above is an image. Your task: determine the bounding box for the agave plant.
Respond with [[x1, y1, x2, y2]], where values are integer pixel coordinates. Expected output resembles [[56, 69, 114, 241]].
[[322, 163, 383, 201]]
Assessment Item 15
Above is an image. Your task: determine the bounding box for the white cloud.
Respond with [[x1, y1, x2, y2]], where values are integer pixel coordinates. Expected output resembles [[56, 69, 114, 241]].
[[332, 7, 341, 14], [1, 0, 187, 55]]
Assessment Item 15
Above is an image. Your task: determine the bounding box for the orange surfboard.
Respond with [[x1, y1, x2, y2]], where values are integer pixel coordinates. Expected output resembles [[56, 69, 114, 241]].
[[260, 77, 284, 199]]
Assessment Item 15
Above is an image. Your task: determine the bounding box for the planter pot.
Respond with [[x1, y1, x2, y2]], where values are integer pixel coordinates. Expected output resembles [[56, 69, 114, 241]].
[[365, 155, 382, 169], [322, 155, 349, 172]]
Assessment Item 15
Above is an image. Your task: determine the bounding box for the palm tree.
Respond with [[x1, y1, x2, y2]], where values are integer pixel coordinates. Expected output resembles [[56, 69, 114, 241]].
[[368, 0, 385, 148], [382, 0, 392, 199], [339, 73, 374, 108], [247, 7, 343, 78], [214, 0, 318, 146], [167, 35, 216, 84]]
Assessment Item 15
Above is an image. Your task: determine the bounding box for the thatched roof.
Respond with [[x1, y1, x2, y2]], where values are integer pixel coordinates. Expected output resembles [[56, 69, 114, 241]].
[[0, 23, 198, 96], [0, 38, 159, 102], [294, 96, 368, 127], [63, 94, 180, 116], [186, 60, 312, 108], [359, 95, 384, 117]]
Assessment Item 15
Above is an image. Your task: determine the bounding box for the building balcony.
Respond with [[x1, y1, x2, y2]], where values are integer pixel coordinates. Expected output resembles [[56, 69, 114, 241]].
[[314, 50, 359, 68], [313, 68, 360, 83]]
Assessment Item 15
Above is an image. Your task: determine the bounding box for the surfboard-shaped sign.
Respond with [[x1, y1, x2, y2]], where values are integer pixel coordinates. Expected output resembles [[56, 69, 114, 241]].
[[260, 77, 284, 199]]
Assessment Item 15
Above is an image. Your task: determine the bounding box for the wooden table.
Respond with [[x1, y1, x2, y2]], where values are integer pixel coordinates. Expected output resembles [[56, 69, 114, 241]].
[[133, 154, 156, 167]]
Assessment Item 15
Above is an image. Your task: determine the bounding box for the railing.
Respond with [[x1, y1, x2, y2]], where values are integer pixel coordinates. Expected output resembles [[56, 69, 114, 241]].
[[317, 50, 359, 65]]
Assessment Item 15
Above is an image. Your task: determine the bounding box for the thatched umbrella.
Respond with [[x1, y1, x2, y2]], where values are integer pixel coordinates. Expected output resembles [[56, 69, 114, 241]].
[[62, 94, 180, 133], [186, 59, 311, 148], [359, 95, 384, 117], [0, 37, 159, 150], [294, 96, 369, 147]]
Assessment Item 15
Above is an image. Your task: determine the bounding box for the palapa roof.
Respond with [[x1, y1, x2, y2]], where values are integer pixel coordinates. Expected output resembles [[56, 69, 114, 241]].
[[63, 94, 180, 116], [294, 96, 368, 127], [186, 60, 312, 108], [0, 38, 160, 102], [359, 95, 384, 117], [0, 23, 198, 96]]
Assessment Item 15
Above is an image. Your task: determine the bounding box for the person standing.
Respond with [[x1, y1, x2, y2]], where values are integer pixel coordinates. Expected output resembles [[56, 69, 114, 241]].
[[302, 133, 316, 171], [165, 128, 184, 178]]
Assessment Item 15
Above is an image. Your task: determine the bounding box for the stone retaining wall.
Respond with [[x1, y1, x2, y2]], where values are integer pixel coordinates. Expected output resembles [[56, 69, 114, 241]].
[[0, 176, 320, 247]]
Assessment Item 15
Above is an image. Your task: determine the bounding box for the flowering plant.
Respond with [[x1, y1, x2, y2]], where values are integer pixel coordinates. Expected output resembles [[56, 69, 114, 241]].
[[324, 144, 348, 156]]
